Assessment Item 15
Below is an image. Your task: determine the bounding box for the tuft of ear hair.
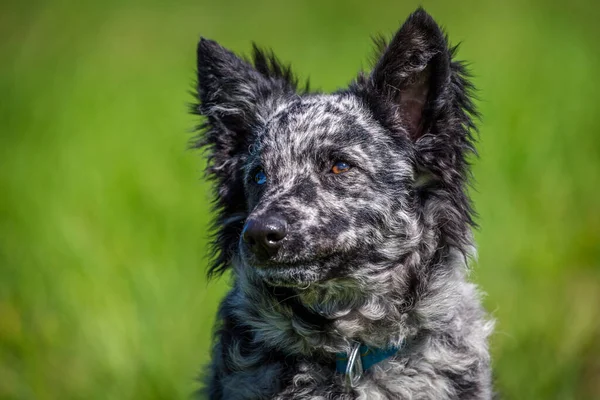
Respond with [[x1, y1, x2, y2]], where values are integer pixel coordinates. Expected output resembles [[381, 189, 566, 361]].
[[351, 7, 479, 251], [193, 38, 303, 277]]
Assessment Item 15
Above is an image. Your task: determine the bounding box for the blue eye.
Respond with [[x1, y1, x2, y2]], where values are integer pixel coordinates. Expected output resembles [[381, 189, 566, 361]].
[[254, 169, 267, 185], [331, 161, 351, 174]]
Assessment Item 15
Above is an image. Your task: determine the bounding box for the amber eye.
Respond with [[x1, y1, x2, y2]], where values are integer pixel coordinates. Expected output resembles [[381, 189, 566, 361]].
[[331, 161, 351, 174]]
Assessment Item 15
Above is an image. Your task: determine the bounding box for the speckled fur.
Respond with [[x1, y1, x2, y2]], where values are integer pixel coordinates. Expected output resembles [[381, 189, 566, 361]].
[[193, 8, 493, 399]]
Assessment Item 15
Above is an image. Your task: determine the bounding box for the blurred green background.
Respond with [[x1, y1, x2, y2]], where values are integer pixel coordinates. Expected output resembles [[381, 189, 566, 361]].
[[1, 0, 599, 398]]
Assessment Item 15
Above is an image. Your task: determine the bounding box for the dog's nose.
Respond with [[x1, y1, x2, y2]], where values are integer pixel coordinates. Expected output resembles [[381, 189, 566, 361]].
[[242, 214, 287, 259]]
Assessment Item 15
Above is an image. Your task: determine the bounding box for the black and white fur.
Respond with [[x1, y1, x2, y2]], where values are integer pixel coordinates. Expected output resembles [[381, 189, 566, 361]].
[[193, 8, 493, 399]]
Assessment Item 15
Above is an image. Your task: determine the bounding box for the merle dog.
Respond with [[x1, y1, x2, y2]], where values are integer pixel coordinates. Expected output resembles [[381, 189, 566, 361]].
[[193, 8, 493, 400]]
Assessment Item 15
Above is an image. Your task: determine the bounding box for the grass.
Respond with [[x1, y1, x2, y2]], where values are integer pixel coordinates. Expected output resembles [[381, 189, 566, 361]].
[[0, 0, 599, 398]]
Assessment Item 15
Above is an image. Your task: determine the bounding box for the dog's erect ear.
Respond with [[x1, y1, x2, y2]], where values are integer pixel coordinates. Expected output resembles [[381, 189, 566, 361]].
[[353, 8, 477, 181], [364, 8, 451, 140], [196, 38, 297, 152], [194, 38, 299, 277]]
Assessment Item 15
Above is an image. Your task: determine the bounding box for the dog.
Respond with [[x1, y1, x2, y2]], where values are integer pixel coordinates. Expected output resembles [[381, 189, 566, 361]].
[[193, 7, 493, 399]]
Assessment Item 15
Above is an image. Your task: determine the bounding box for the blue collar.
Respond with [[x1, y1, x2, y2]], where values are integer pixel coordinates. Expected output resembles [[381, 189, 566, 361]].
[[335, 343, 401, 375]]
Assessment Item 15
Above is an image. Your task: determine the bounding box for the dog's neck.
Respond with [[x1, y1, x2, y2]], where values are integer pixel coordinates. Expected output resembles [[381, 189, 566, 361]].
[[233, 242, 474, 359]]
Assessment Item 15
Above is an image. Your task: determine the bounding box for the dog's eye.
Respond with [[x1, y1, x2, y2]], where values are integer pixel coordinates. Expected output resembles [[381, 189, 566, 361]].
[[331, 161, 351, 174], [254, 169, 267, 185]]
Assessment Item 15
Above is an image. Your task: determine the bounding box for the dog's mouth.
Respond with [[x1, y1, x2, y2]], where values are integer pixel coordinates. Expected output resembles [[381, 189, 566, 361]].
[[238, 241, 345, 287], [251, 260, 323, 288]]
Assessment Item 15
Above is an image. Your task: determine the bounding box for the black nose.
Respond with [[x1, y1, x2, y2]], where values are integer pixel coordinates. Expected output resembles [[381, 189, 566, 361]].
[[242, 214, 287, 259]]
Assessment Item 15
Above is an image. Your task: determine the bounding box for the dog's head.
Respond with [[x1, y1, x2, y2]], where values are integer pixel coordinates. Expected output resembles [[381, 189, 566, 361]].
[[194, 9, 477, 292]]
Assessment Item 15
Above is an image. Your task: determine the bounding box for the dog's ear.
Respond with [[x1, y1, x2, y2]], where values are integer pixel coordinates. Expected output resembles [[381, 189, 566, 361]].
[[359, 8, 455, 140], [354, 7, 477, 179], [194, 38, 299, 277], [195, 38, 297, 160]]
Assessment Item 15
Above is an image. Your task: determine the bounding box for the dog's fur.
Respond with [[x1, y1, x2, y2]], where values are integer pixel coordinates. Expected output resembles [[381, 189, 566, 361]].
[[193, 8, 493, 399]]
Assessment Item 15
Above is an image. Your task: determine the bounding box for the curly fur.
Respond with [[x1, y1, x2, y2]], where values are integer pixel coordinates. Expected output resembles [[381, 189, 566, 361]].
[[192, 8, 493, 399]]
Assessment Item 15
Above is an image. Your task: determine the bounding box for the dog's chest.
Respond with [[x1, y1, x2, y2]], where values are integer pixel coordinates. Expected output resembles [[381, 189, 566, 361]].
[[353, 381, 395, 400]]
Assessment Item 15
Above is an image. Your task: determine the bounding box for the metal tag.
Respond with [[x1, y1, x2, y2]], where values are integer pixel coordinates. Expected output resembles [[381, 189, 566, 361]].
[[344, 343, 364, 389]]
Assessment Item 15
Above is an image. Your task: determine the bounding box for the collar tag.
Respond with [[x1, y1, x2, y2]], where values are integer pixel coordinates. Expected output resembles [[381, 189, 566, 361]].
[[336, 341, 403, 390], [344, 343, 363, 389]]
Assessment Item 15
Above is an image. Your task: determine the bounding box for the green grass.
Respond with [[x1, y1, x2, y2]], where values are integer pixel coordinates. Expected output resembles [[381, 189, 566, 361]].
[[1, 0, 599, 398]]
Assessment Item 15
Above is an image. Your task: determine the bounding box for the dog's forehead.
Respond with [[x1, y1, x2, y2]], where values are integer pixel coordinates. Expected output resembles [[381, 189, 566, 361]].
[[271, 94, 368, 126], [261, 94, 379, 147]]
